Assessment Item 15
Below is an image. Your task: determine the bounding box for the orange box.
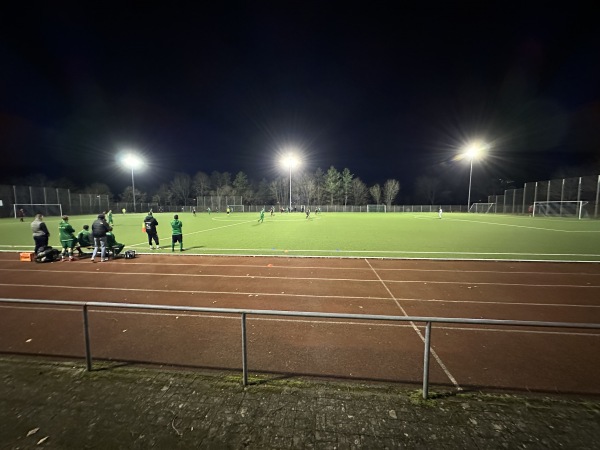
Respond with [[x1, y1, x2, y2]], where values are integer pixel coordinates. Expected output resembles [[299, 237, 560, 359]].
[[20, 252, 34, 262]]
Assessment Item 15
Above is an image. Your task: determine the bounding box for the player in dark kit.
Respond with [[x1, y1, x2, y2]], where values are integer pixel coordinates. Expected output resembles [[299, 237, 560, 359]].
[[144, 211, 160, 249]]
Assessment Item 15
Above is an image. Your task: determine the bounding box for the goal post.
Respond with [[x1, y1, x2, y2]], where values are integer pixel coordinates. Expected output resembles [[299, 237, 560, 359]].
[[366, 204, 386, 213], [14, 203, 63, 218], [228, 205, 245, 213], [532, 201, 586, 219], [469, 202, 497, 213]]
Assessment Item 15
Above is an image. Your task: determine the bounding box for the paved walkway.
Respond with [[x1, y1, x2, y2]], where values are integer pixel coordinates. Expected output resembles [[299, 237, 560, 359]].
[[1, 356, 598, 449]]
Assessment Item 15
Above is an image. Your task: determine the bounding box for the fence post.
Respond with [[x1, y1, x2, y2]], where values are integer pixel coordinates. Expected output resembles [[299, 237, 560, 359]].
[[241, 313, 248, 386], [82, 305, 92, 371], [422, 322, 432, 399]]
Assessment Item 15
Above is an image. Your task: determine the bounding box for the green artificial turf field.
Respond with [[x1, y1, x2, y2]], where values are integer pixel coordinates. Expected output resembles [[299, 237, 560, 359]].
[[2, 211, 599, 261]]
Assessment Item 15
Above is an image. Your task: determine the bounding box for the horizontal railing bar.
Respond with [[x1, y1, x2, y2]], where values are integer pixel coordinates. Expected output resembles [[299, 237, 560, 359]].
[[1, 298, 599, 330]]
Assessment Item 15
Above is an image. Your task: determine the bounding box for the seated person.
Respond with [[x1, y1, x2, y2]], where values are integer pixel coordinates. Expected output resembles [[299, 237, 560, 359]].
[[77, 225, 93, 248], [106, 231, 125, 257]]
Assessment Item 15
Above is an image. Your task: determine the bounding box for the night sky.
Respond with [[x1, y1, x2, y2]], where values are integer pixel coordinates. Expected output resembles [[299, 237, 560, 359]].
[[1, 2, 599, 201]]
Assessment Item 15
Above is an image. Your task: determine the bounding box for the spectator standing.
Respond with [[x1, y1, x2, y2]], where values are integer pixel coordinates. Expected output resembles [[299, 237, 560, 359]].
[[170, 214, 183, 251], [31, 213, 50, 254], [91, 213, 112, 262], [144, 211, 160, 249]]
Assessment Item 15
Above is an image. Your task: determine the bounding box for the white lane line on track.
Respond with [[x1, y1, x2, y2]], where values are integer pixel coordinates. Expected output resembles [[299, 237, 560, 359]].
[[3, 306, 597, 337], [5, 260, 600, 277], [1, 283, 599, 309], [363, 258, 461, 390], [2, 268, 598, 288]]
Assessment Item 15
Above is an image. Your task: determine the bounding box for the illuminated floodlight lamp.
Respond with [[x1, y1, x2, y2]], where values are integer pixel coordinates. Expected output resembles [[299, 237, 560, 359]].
[[462, 142, 487, 209], [121, 153, 143, 213], [281, 153, 300, 212]]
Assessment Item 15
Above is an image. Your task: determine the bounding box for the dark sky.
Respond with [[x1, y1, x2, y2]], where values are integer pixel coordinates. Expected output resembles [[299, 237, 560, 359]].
[[1, 2, 599, 200]]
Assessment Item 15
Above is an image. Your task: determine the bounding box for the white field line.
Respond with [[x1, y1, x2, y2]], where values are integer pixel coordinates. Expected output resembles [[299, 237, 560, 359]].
[[2, 267, 597, 289], [128, 219, 257, 248], [1, 283, 599, 309], [2, 305, 597, 338], [363, 258, 461, 389], [431, 216, 600, 233]]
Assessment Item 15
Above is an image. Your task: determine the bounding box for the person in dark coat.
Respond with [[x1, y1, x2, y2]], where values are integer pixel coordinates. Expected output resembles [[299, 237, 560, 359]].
[[91, 213, 112, 262], [144, 211, 160, 249]]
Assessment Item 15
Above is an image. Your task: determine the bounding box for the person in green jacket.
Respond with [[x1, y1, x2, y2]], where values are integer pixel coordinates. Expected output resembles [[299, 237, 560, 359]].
[[58, 215, 81, 260], [171, 214, 183, 251], [77, 225, 93, 249], [106, 231, 124, 257]]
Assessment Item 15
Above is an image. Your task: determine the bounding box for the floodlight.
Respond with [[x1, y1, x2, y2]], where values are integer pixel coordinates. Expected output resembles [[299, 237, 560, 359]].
[[121, 152, 144, 213]]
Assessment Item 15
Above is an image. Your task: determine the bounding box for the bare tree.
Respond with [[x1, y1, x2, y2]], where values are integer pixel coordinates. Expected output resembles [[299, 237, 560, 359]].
[[193, 171, 211, 198], [369, 184, 382, 204], [383, 179, 400, 207], [351, 178, 369, 205], [170, 173, 192, 206]]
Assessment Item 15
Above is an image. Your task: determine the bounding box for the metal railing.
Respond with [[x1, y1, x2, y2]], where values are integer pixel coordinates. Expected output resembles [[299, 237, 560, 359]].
[[2, 298, 599, 399]]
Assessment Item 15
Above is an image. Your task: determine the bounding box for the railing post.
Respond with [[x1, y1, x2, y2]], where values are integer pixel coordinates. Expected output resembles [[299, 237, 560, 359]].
[[82, 304, 92, 371], [241, 313, 248, 386], [422, 322, 432, 399]]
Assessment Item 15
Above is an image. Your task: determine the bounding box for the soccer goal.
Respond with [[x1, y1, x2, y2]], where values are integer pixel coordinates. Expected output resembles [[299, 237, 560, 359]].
[[14, 203, 63, 218], [228, 205, 245, 212], [367, 204, 386, 213], [469, 202, 496, 213], [532, 201, 586, 219]]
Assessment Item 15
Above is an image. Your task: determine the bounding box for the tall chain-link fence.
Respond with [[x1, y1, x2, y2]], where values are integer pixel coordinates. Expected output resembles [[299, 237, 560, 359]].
[[488, 175, 599, 218]]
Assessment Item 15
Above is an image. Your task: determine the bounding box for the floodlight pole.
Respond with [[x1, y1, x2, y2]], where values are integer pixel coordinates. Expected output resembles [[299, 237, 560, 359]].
[[467, 158, 474, 210], [131, 167, 136, 213], [289, 164, 292, 213]]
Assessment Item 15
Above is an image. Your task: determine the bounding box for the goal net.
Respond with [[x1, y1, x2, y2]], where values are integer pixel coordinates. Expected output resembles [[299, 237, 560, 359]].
[[532, 201, 586, 219], [469, 202, 496, 213], [367, 204, 386, 213], [228, 205, 245, 212], [14, 203, 63, 218]]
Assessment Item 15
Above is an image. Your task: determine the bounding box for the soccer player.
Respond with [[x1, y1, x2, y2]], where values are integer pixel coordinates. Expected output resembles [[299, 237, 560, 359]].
[[438, 207, 443, 219], [226, 206, 231, 215], [207, 207, 211, 215], [306, 208, 310, 219], [107, 209, 114, 226], [106, 231, 125, 257], [192, 207, 196, 217], [17, 209, 25, 222], [171, 214, 183, 251], [58, 215, 80, 261], [144, 211, 160, 249], [258, 208, 265, 223], [270, 206, 274, 217]]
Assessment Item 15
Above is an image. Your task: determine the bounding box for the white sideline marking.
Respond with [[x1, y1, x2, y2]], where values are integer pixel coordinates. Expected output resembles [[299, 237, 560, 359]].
[[435, 217, 600, 233], [1, 283, 599, 309], [1, 267, 598, 288], [363, 258, 461, 390], [2, 305, 597, 338]]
